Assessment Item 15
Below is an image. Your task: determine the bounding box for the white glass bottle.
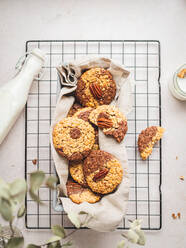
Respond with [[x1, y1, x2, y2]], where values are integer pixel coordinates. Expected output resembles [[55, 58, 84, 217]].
[[0, 48, 45, 144]]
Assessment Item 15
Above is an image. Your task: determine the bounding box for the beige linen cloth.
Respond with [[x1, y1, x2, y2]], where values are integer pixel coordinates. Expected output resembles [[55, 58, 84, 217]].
[[50, 57, 133, 232]]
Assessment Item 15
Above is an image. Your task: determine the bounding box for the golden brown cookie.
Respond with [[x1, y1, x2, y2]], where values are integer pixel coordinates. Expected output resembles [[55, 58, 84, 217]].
[[66, 180, 101, 204], [73, 107, 99, 150], [138, 126, 164, 160], [67, 103, 83, 117], [69, 161, 87, 187], [75, 67, 116, 108], [83, 150, 123, 194], [89, 105, 128, 143], [53, 117, 95, 161]]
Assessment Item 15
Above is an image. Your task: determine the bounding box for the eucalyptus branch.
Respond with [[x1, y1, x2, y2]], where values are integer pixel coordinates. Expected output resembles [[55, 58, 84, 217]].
[[9, 220, 14, 238]]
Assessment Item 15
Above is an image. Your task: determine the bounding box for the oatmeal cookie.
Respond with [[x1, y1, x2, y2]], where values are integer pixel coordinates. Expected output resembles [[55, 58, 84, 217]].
[[83, 150, 123, 194], [73, 107, 99, 150], [53, 117, 95, 161], [69, 161, 87, 186], [66, 180, 101, 204], [138, 126, 164, 160], [67, 103, 83, 117], [75, 67, 116, 108], [89, 105, 128, 143]]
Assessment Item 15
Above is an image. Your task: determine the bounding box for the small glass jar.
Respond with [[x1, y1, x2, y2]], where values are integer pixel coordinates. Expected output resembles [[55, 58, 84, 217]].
[[169, 64, 186, 101]]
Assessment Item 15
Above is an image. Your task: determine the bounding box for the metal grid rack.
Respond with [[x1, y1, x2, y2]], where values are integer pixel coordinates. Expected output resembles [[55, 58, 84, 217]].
[[25, 40, 162, 230]]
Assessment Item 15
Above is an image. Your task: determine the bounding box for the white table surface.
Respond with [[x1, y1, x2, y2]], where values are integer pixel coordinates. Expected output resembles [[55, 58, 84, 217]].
[[0, 0, 186, 247]]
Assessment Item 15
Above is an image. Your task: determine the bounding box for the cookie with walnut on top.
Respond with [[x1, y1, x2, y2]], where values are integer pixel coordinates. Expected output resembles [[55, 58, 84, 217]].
[[75, 67, 116, 108], [89, 105, 128, 143], [138, 126, 164, 160]]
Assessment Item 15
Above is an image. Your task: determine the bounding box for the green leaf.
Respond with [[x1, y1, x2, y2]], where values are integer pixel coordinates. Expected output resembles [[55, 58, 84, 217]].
[[30, 171, 45, 192], [67, 212, 81, 228], [9, 179, 27, 198], [61, 241, 73, 247], [0, 198, 13, 221], [5, 237, 24, 248], [26, 245, 41, 248], [17, 205, 26, 218], [46, 236, 61, 245], [46, 176, 58, 190], [117, 240, 126, 248], [135, 229, 146, 246], [79, 211, 87, 215], [126, 229, 139, 244], [47, 241, 61, 248], [0, 178, 10, 200], [29, 189, 43, 205], [52, 225, 66, 239]]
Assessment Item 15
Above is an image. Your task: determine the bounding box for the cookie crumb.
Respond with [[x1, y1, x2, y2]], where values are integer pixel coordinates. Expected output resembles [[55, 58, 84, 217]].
[[180, 176, 184, 181], [177, 212, 181, 219], [176, 156, 178, 160], [32, 159, 37, 165], [172, 213, 177, 219]]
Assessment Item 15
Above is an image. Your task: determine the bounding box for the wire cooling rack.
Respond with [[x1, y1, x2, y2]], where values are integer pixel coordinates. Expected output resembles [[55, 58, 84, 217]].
[[25, 40, 162, 230]]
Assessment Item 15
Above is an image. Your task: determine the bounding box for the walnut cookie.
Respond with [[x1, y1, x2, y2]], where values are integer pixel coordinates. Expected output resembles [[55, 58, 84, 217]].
[[66, 180, 101, 204], [73, 107, 99, 150], [75, 67, 116, 108], [83, 150, 123, 194], [89, 105, 128, 143], [138, 126, 165, 160], [53, 117, 95, 161], [69, 161, 87, 187]]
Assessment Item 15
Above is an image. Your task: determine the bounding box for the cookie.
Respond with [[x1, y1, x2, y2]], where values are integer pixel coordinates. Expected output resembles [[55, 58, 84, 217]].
[[138, 126, 164, 160], [69, 161, 87, 186], [89, 105, 128, 143], [53, 117, 95, 161], [83, 150, 123, 194], [73, 107, 93, 122], [73, 107, 99, 150], [67, 103, 83, 117], [66, 180, 101, 204], [75, 67, 116, 108]]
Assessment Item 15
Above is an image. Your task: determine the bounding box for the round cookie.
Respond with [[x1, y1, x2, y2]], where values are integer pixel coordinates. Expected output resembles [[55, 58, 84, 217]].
[[138, 126, 164, 160], [53, 117, 95, 161], [69, 161, 87, 186], [89, 105, 128, 143], [83, 150, 123, 194], [66, 180, 101, 204], [73, 107, 99, 150], [67, 103, 83, 117], [75, 67, 116, 108], [73, 107, 93, 122]]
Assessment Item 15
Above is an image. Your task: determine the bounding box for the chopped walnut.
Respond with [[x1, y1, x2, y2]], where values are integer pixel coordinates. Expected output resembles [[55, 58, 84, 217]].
[[32, 159, 37, 165], [172, 213, 177, 219], [180, 176, 184, 181], [177, 68, 186, 78], [177, 212, 181, 219]]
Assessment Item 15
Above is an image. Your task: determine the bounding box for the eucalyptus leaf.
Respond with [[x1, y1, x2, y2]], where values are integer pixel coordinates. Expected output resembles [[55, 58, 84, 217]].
[[126, 229, 139, 244], [29, 190, 43, 204], [26, 245, 41, 248], [135, 229, 146, 246], [0, 178, 10, 200], [52, 225, 66, 239], [62, 241, 73, 247], [46, 236, 62, 244], [0, 198, 13, 221], [117, 240, 126, 248], [30, 171, 45, 192], [67, 212, 81, 229], [79, 211, 87, 215], [130, 219, 142, 230], [17, 205, 26, 218], [47, 241, 61, 248], [9, 179, 27, 198], [5, 237, 24, 248], [46, 176, 58, 190]]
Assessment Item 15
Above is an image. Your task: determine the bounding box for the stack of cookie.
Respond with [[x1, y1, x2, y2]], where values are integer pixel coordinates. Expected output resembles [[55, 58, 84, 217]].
[[52, 67, 164, 204]]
